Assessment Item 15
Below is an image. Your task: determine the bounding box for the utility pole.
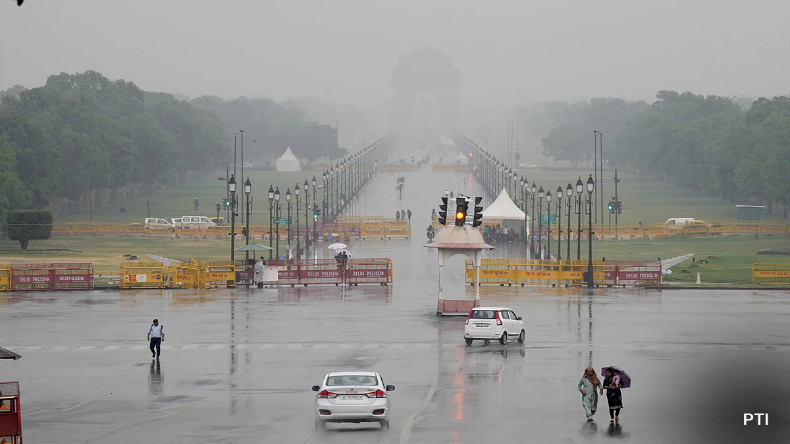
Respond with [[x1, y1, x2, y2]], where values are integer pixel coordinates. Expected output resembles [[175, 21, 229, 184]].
[[240, 130, 244, 224], [614, 169, 620, 239], [600, 132, 604, 227]]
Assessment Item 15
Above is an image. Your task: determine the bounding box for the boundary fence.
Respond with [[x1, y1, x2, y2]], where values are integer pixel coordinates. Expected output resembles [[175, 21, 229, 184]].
[[465, 259, 662, 287], [752, 263, 790, 285]]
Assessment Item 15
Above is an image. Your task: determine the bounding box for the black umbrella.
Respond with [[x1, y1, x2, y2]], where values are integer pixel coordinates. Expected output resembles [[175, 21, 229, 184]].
[[0, 345, 22, 361]]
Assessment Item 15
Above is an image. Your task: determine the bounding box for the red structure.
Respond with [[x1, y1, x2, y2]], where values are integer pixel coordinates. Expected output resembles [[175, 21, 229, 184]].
[[10, 263, 93, 291], [0, 382, 21, 444]]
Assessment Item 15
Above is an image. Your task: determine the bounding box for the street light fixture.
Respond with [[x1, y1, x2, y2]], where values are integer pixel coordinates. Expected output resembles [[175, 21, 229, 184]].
[[537, 186, 545, 259], [566, 183, 573, 261], [575, 177, 583, 260], [286, 188, 292, 259], [530, 181, 537, 256], [274, 187, 280, 259], [586, 174, 595, 288], [546, 190, 552, 259], [312, 175, 318, 248], [556, 186, 563, 261], [295, 184, 301, 260], [268, 185, 274, 260], [244, 177, 252, 260], [228, 175, 237, 261]]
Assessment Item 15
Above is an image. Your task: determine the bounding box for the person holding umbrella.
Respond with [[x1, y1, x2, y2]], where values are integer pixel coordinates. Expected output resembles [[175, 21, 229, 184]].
[[603, 367, 628, 423], [578, 367, 602, 422]]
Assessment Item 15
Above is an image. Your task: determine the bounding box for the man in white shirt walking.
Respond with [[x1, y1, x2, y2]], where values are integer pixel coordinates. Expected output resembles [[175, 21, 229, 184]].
[[147, 319, 164, 359]]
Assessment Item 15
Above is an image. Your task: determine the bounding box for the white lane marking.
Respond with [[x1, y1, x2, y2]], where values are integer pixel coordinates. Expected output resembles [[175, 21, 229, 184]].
[[399, 383, 436, 444], [208, 344, 224, 350], [77, 346, 95, 351], [371, 187, 389, 217], [182, 344, 199, 350], [105, 345, 120, 350]]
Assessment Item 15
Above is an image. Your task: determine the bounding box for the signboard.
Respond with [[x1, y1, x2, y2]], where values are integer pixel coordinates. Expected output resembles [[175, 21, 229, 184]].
[[540, 215, 556, 224], [276, 218, 291, 225]]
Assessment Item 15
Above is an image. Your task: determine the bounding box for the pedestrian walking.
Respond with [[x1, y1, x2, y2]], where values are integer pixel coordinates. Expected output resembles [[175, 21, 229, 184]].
[[396, 210, 401, 221], [407, 209, 412, 224], [578, 367, 602, 421], [603, 368, 623, 422], [147, 319, 164, 359]]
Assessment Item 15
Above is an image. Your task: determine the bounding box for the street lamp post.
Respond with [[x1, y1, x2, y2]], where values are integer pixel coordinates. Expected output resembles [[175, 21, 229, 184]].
[[566, 183, 573, 261], [229, 175, 237, 261], [530, 182, 537, 257], [521, 178, 527, 243], [244, 177, 251, 260], [268, 185, 274, 260], [295, 184, 301, 260], [322, 171, 328, 225], [274, 187, 280, 260], [586, 174, 595, 288], [303, 179, 310, 252], [312, 176, 318, 249], [537, 186, 544, 259], [286, 188, 292, 259], [575, 177, 583, 260], [546, 190, 552, 259], [556, 186, 563, 261]]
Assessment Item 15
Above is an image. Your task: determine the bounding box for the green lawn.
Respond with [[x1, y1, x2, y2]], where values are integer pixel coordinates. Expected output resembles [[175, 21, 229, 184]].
[[58, 169, 329, 225], [502, 167, 785, 226]]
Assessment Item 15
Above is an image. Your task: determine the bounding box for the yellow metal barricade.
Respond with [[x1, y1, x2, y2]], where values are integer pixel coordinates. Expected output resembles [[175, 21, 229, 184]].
[[465, 259, 605, 286], [120, 262, 168, 289], [170, 260, 208, 289], [752, 263, 790, 285], [0, 264, 10, 291], [207, 261, 236, 288]]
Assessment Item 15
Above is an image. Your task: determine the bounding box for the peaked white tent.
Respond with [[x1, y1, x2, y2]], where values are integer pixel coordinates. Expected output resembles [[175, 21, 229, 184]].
[[482, 189, 528, 222], [276, 147, 301, 172], [454, 152, 469, 163]]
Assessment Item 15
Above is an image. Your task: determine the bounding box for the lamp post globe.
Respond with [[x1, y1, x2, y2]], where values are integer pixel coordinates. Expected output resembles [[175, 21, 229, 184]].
[[244, 177, 251, 196]]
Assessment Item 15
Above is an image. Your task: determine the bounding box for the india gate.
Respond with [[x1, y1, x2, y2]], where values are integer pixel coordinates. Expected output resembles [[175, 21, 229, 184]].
[[391, 48, 460, 139]]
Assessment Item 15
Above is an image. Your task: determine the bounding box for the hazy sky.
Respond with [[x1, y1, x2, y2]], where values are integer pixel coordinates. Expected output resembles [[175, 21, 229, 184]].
[[1, 0, 788, 107]]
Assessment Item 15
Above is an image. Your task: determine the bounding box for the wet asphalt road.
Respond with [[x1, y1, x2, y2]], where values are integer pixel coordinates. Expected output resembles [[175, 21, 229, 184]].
[[2, 157, 790, 443]]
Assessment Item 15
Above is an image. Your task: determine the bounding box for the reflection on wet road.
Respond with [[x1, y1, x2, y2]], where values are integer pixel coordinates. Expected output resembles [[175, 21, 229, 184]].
[[1, 169, 789, 443]]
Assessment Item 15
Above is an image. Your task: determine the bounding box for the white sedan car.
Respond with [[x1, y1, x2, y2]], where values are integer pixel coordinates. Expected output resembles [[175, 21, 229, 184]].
[[312, 372, 395, 430], [464, 307, 525, 345]]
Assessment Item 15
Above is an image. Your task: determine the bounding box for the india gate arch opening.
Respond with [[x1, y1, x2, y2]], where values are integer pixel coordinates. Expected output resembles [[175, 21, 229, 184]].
[[391, 48, 460, 140]]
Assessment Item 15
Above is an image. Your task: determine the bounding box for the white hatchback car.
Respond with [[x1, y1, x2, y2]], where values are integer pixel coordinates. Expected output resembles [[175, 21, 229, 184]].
[[464, 307, 525, 345], [312, 372, 395, 430]]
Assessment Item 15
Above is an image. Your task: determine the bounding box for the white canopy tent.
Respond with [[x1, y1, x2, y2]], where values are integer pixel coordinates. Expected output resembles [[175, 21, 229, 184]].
[[481, 189, 529, 233], [276, 147, 301, 171], [453, 152, 469, 163]]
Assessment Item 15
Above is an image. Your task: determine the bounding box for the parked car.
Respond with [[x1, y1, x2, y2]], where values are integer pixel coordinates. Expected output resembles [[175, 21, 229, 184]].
[[518, 162, 539, 171], [464, 307, 525, 345], [143, 218, 173, 229], [174, 216, 216, 229], [312, 372, 395, 430]]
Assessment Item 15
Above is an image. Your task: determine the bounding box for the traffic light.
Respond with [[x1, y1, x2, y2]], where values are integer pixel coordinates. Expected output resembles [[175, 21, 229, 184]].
[[455, 197, 468, 227], [438, 197, 448, 225], [472, 197, 483, 227], [216, 202, 221, 213], [608, 201, 614, 214], [313, 203, 321, 220], [223, 198, 230, 207], [616, 201, 623, 214]]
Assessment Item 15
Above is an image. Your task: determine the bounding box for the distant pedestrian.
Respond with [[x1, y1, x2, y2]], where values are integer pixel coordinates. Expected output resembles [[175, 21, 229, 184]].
[[407, 209, 412, 224], [578, 367, 602, 421], [396, 211, 401, 221], [254, 257, 265, 288], [147, 319, 164, 359], [603, 368, 623, 423]]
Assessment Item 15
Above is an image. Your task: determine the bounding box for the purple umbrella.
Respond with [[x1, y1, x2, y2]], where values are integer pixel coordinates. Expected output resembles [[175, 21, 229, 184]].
[[601, 366, 631, 388]]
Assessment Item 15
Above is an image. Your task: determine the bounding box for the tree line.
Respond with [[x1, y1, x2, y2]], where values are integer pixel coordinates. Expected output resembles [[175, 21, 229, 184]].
[[534, 91, 790, 218], [0, 71, 340, 222]]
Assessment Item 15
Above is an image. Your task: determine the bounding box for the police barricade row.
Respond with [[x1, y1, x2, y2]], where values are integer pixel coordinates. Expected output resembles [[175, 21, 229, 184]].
[[752, 263, 790, 285], [430, 164, 471, 172], [120, 262, 169, 289], [251, 259, 392, 287], [0, 264, 10, 291], [172, 260, 208, 289], [379, 163, 420, 171], [9, 263, 94, 291], [464, 259, 663, 287], [207, 261, 236, 288], [358, 227, 411, 240]]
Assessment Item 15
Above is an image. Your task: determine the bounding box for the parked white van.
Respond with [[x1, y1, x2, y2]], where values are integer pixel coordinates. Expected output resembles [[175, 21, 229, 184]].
[[176, 216, 216, 228]]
